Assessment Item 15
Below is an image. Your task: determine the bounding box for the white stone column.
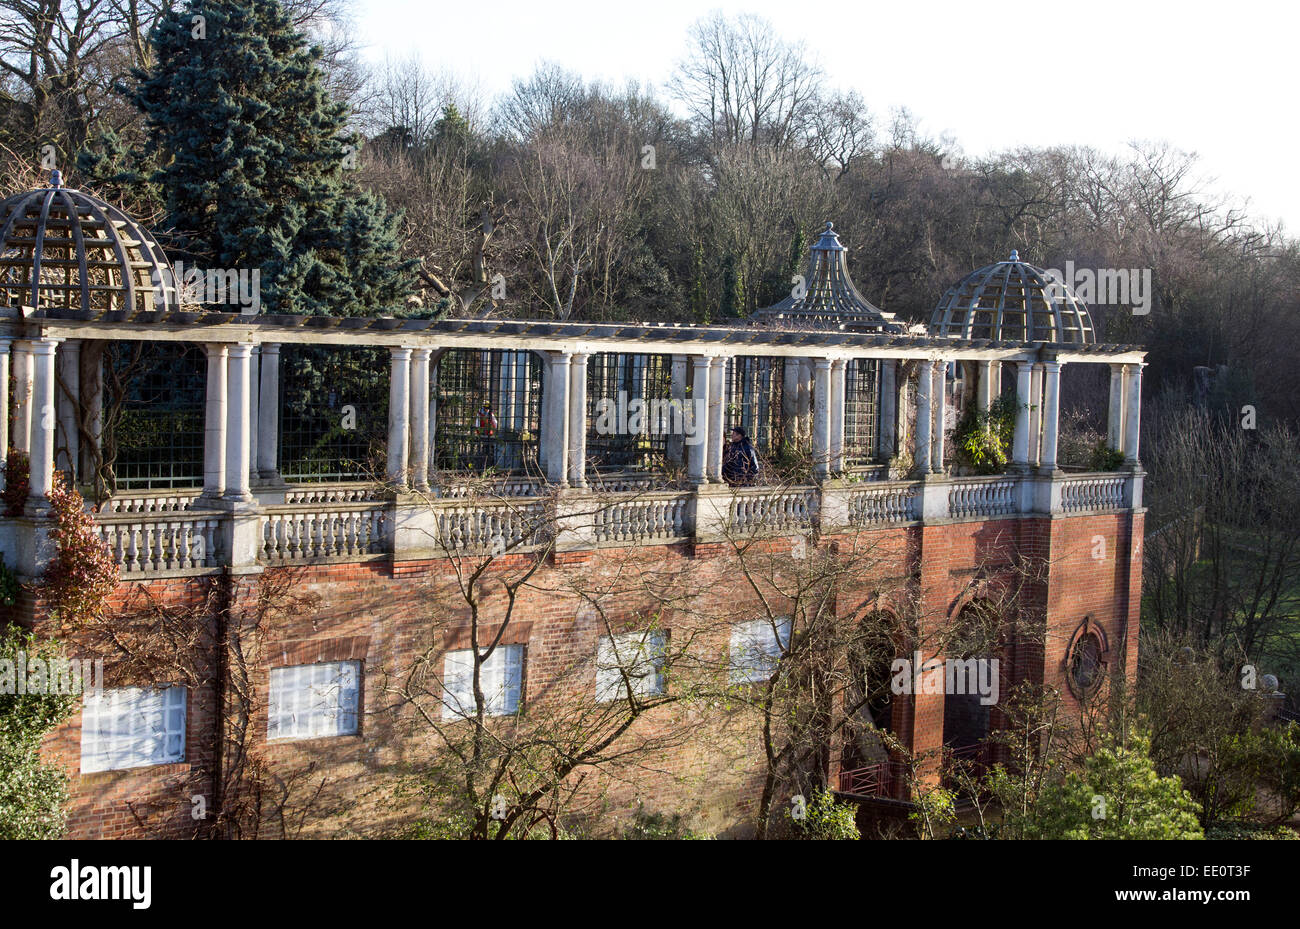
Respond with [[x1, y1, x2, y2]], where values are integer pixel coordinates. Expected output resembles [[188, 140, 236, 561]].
[[932, 360, 947, 473], [55, 340, 80, 480], [668, 354, 688, 465], [27, 338, 59, 512], [1027, 363, 1044, 466], [829, 358, 846, 474], [688, 355, 711, 484], [795, 359, 811, 445], [1123, 363, 1143, 466], [878, 359, 897, 460], [707, 357, 726, 482], [0, 339, 9, 492], [976, 361, 993, 414], [12, 341, 32, 455], [1040, 361, 1062, 472], [224, 343, 254, 503], [410, 347, 432, 491], [812, 358, 832, 480], [1107, 362, 1125, 452], [387, 346, 412, 488], [544, 351, 571, 485], [782, 357, 800, 450], [257, 343, 280, 480], [1011, 361, 1033, 469], [914, 359, 933, 474], [203, 344, 229, 499], [568, 352, 589, 488], [248, 346, 259, 480]]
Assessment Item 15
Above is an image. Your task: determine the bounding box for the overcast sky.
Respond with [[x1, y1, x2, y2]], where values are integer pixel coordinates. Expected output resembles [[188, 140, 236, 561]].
[[352, 0, 1297, 233]]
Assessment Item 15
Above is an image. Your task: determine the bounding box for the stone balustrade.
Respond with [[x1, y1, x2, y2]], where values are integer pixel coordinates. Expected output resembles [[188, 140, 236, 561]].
[[95, 510, 224, 575], [77, 469, 1142, 576]]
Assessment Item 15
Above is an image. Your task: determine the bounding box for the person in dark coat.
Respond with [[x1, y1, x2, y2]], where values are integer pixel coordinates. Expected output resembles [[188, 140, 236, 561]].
[[722, 426, 761, 486]]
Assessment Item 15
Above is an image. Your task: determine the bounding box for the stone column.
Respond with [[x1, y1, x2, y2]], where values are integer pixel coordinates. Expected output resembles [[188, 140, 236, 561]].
[[1107, 362, 1125, 452], [12, 341, 32, 455], [707, 357, 727, 482], [812, 358, 832, 480], [543, 351, 571, 485], [1123, 363, 1143, 467], [829, 358, 846, 475], [1040, 361, 1062, 472], [1027, 363, 1044, 467], [688, 355, 711, 484], [782, 357, 800, 451], [1011, 361, 1033, 469], [257, 343, 281, 480], [976, 361, 993, 414], [932, 360, 947, 473], [795, 359, 811, 446], [387, 346, 412, 488], [224, 343, 255, 503], [568, 352, 589, 488], [410, 347, 432, 491], [248, 346, 259, 479], [668, 354, 688, 465], [203, 343, 229, 500], [55, 340, 80, 480], [878, 359, 897, 460], [26, 338, 59, 512], [428, 358, 439, 483], [914, 359, 933, 474], [0, 339, 9, 491]]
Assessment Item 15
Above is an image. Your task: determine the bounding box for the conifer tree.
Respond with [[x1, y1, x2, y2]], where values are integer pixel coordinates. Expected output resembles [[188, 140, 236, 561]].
[[128, 0, 413, 316]]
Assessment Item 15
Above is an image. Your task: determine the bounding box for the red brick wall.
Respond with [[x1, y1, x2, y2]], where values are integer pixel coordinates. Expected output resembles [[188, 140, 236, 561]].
[[31, 511, 1142, 838]]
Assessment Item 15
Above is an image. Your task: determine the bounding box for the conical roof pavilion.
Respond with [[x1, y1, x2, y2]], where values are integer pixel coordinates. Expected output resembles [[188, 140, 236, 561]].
[[750, 222, 901, 333]]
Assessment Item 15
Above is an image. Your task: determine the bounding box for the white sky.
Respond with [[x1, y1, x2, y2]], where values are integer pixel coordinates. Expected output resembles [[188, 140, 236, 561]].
[[351, 0, 1298, 232]]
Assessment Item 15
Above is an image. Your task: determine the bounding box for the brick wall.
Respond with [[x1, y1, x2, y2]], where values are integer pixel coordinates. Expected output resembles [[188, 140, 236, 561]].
[[31, 510, 1142, 838]]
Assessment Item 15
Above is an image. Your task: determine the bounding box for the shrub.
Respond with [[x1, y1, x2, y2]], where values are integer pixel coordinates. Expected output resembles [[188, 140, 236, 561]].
[[623, 803, 712, 840], [952, 394, 1018, 474], [43, 471, 119, 626], [2, 450, 29, 516], [0, 627, 77, 839], [1028, 732, 1203, 839], [788, 788, 860, 840]]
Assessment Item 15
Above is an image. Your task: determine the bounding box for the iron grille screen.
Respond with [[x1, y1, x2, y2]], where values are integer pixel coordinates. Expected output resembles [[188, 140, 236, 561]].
[[435, 349, 541, 473], [585, 353, 672, 471], [108, 342, 205, 489], [725, 357, 785, 456], [844, 359, 880, 465], [279, 345, 389, 481]]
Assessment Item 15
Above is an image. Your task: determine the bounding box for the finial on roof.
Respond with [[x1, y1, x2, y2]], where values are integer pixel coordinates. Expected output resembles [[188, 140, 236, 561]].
[[1008, 249, 1019, 261], [825, 221, 833, 232], [50, 169, 62, 188]]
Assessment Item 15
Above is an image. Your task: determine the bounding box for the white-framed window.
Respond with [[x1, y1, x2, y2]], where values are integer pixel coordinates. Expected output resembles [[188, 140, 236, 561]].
[[80, 686, 186, 773], [729, 617, 792, 684], [596, 631, 667, 702], [268, 661, 361, 741], [441, 645, 524, 720]]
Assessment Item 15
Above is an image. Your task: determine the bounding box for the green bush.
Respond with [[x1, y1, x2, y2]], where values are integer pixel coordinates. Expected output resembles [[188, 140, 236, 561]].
[[1205, 822, 1299, 840], [952, 394, 1018, 475], [1088, 440, 1126, 472], [0, 627, 78, 839], [1027, 732, 1203, 840], [623, 803, 712, 840], [788, 788, 860, 840]]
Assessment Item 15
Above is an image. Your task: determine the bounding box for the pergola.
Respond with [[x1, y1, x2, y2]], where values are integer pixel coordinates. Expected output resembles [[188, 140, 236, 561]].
[[0, 180, 1147, 578]]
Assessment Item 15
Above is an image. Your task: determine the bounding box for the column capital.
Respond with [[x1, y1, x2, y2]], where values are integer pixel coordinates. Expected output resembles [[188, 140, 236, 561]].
[[389, 345, 413, 360], [411, 346, 433, 360], [28, 337, 62, 353], [814, 357, 833, 370], [260, 342, 281, 357]]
